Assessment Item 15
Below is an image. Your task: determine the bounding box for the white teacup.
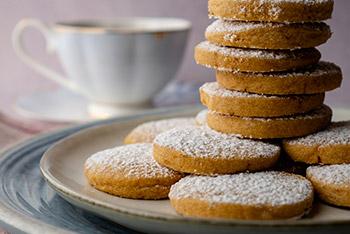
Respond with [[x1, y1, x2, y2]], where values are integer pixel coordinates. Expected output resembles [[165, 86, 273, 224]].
[[12, 18, 191, 115]]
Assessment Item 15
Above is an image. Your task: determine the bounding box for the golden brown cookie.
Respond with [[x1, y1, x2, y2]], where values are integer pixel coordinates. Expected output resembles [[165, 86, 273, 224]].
[[169, 172, 313, 220], [124, 118, 196, 144], [195, 41, 321, 72], [200, 82, 324, 117], [207, 105, 332, 139], [84, 143, 182, 199], [306, 164, 350, 207], [206, 20, 331, 49], [208, 0, 334, 23], [216, 61, 342, 95], [153, 126, 280, 175], [283, 121, 350, 164]]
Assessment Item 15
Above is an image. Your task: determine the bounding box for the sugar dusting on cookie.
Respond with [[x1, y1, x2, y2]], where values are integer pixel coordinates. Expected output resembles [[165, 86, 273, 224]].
[[200, 82, 314, 100], [85, 143, 179, 178], [127, 118, 196, 142], [209, 0, 333, 22], [206, 20, 266, 34], [206, 20, 271, 43], [169, 172, 313, 206], [286, 121, 350, 146], [216, 62, 341, 79], [206, 20, 330, 44], [253, 61, 341, 78], [258, 0, 332, 3], [251, 105, 331, 121], [307, 164, 350, 185], [154, 126, 280, 158], [197, 41, 301, 59], [201, 82, 273, 98], [206, 20, 328, 33]]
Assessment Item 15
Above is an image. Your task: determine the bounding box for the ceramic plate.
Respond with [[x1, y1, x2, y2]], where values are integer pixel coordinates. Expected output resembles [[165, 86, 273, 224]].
[[40, 107, 350, 234]]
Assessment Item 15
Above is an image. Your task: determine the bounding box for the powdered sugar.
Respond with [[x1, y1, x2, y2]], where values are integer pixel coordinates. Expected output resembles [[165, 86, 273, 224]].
[[268, 5, 282, 16], [126, 118, 196, 142], [154, 126, 280, 158], [202, 64, 236, 72], [201, 82, 262, 98], [285, 121, 350, 146], [206, 20, 329, 43], [201, 82, 291, 99], [216, 61, 341, 78], [257, 0, 331, 3], [209, 0, 332, 21], [85, 143, 179, 178], [307, 164, 350, 186], [250, 61, 341, 78], [206, 20, 265, 34], [197, 41, 296, 59], [169, 171, 313, 206], [224, 33, 237, 42]]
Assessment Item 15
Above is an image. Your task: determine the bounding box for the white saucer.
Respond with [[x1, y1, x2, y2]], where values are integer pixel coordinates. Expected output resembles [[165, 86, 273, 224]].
[[14, 81, 202, 123], [15, 88, 94, 123]]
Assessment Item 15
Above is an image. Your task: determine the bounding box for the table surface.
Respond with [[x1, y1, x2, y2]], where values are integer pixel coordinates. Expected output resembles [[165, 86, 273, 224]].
[[0, 111, 65, 148]]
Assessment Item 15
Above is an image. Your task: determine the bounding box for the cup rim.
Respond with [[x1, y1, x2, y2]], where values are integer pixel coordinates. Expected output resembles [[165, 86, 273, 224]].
[[53, 17, 191, 34]]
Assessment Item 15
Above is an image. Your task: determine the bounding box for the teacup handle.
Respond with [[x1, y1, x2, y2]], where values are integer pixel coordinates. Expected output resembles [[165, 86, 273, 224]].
[[12, 19, 81, 93]]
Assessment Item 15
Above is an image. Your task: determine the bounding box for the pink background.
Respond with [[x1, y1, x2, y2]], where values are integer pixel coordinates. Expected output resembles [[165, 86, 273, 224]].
[[1, 0, 349, 110]]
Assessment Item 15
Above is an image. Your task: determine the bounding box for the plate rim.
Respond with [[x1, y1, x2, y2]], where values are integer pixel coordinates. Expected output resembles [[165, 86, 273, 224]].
[[39, 107, 350, 228]]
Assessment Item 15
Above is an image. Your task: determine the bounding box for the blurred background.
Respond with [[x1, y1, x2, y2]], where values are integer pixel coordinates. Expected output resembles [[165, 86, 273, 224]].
[[0, 0, 349, 113]]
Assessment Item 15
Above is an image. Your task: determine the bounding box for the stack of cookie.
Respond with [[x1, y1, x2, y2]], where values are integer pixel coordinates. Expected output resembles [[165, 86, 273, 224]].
[[85, 0, 350, 222], [195, 0, 342, 139]]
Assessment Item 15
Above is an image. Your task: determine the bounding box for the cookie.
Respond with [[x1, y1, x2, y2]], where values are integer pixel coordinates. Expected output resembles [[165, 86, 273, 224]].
[[200, 82, 324, 117], [216, 61, 342, 95], [153, 126, 280, 175], [208, 0, 334, 23], [283, 121, 350, 164], [207, 105, 332, 139], [124, 118, 196, 144], [195, 41, 321, 72], [195, 109, 208, 125], [306, 164, 350, 207], [84, 143, 182, 199], [206, 20, 331, 49], [169, 172, 313, 220]]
